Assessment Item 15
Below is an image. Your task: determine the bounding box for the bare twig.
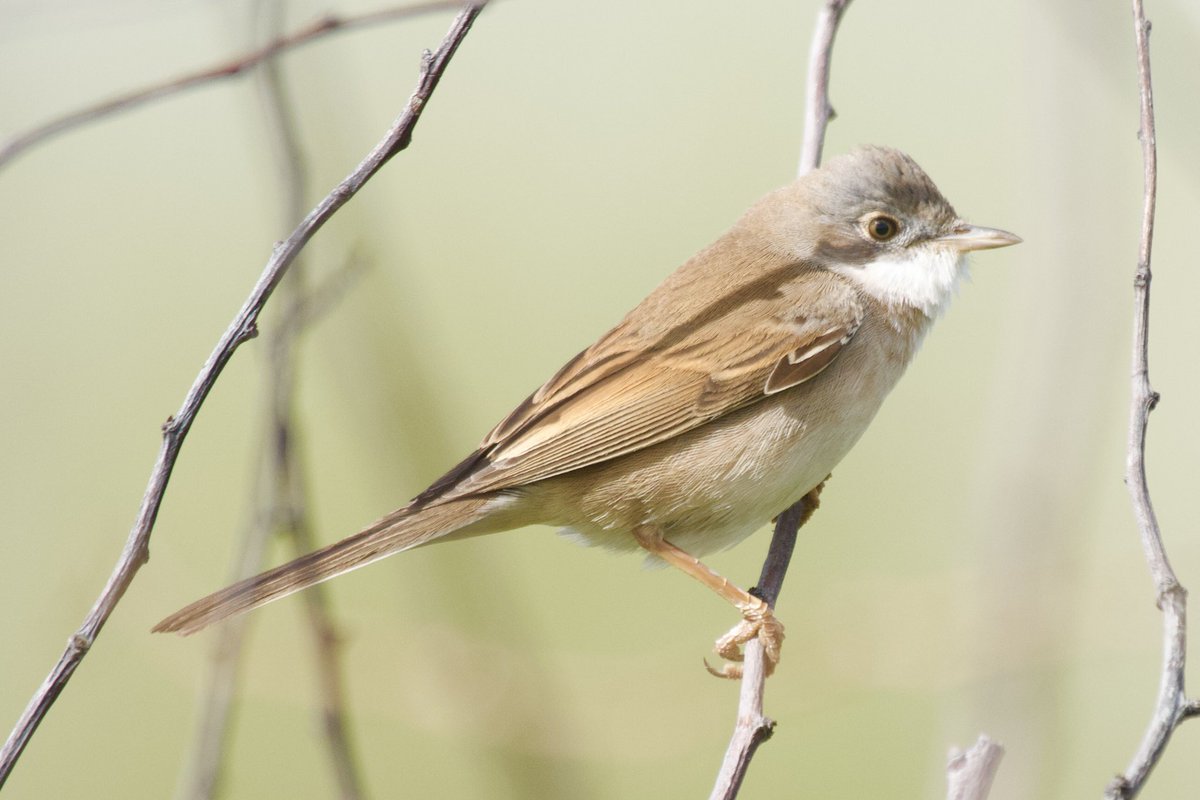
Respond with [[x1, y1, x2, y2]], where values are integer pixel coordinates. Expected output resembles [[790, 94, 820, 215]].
[[293, 537, 364, 798], [709, 484, 824, 800], [0, 4, 486, 789], [261, 271, 377, 800], [797, 0, 851, 179], [1104, 2, 1194, 798], [0, 1, 468, 171], [179, 2, 365, 796], [262, 25, 368, 782], [178, 498, 276, 800], [946, 736, 1004, 800], [178, 253, 366, 800]]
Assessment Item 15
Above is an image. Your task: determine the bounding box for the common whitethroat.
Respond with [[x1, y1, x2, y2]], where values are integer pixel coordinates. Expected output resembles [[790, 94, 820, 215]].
[[156, 146, 1021, 678]]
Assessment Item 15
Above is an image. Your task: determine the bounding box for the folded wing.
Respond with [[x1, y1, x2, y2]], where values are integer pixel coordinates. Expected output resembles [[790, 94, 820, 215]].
[[415, 268, 863, 504]]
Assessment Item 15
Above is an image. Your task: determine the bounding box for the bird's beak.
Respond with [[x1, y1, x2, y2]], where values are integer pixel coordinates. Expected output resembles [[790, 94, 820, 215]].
[[937, 223, 1022, 252]]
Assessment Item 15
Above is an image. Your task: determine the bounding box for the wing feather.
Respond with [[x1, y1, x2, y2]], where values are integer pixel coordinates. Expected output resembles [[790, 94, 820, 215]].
[[418, 269, 863, 504]]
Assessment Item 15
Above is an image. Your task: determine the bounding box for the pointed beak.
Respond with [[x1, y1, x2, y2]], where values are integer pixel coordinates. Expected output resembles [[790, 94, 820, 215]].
[[937, 223, 1022, 252]]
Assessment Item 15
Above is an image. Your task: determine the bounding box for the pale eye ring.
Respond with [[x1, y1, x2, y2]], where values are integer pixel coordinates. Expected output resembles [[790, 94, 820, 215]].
[[865, 215, 900, 242]]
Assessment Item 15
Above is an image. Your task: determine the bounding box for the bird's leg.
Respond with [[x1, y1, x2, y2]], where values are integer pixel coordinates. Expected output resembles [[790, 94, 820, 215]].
[[632, 525, 783, 680]]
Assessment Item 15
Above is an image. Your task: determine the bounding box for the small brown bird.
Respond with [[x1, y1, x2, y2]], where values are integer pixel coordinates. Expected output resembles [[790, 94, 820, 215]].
[[155, 146, 1020, 677]]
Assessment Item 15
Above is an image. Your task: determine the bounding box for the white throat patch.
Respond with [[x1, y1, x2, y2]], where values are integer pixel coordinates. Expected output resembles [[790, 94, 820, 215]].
[[831, 246, 967, 317]]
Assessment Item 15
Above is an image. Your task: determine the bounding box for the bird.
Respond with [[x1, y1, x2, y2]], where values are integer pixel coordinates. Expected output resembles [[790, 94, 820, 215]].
[[155, 146, 1020, 678]]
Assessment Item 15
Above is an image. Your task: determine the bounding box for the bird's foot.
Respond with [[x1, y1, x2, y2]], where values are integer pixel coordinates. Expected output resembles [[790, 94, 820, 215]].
[[705, 598, 784, 680]]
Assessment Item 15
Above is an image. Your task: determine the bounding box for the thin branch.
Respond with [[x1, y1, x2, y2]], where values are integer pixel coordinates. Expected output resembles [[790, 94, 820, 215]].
[[709, 483, 825, 800], [179, 1, 365, 795], [0, 1, 469, 171], [267, 265, 367, 800], [1105, 1, 1194, 797], [177, 496, 276, 800], [946, 736, 1005, 800], [0, 4, 486, 789], [178, 254, 366, 800], [292, 538, 364, 798], [797, 0, 851, 178]]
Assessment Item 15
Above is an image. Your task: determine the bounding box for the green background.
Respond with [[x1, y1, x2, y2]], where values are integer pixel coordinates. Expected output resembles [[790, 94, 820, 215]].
[[3, 0, 1199, 797]]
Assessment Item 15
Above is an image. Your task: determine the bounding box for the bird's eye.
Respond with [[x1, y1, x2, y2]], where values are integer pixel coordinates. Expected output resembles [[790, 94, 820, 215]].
[[866, 215, 900, 242]]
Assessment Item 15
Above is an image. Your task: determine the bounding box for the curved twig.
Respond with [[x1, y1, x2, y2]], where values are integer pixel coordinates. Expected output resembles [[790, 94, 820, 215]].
[[1104, 2, 1194, 798], [0, 4, 486, 789], [797, 0, 851, 179], [0, 1, 468, 171]]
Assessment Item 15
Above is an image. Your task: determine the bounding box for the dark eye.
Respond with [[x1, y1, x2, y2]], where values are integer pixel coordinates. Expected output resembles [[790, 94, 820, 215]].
[[866, 215, 900, 241]]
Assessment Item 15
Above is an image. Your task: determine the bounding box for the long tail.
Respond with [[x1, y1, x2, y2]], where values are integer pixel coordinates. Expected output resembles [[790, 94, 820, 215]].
[[153, 495, 501, 636]]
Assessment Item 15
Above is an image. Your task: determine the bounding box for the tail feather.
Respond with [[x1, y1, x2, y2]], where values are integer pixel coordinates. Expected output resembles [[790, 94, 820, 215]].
[[154, 496, 499, 636]]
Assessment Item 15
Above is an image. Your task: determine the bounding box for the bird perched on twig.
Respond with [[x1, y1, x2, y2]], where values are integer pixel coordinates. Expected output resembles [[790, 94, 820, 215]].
[[155, 146, 1020, 678]]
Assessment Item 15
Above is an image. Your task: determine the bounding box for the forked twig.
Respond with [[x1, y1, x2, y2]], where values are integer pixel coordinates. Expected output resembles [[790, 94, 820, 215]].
[[1104, 1, 1195, 797], [0, 4, 486, 788]]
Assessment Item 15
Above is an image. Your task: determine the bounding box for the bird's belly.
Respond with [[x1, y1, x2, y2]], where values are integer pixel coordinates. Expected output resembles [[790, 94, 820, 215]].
[[532, 372, 894, 557]]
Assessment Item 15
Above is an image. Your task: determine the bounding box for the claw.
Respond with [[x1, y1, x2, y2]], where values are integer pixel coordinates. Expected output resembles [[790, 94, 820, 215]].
[[707, 602, 785, 679], [704, 658, 744, 679]]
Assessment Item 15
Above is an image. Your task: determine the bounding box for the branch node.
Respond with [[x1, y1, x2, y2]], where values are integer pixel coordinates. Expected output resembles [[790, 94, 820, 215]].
[[1147, 390, 1160, 411], [67, 634, 91, 656], [1106, 775, 1132, 800], [1155, 582, 1186, 611]]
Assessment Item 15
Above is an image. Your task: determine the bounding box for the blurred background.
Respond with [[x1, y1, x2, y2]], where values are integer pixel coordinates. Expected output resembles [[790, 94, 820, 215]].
[[2, 0, 1199, 797]]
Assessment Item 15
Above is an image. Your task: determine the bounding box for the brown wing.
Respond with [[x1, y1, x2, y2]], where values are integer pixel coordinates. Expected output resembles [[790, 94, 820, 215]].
[[414, 270, 863, 505]]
